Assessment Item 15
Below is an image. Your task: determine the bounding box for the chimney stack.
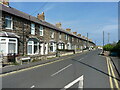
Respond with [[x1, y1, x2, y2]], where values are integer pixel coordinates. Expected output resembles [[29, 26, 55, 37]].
[[89, 39, 92, 41], [77, 34, 81, 37], [82, 36, 85, 39], [2, 0, 9, 6], [56, 23, 62, 28], [73, 32, 77, 35], [66, 28, 71, 32], [86, 37, 88, 40], [37, 12, 45, 20]]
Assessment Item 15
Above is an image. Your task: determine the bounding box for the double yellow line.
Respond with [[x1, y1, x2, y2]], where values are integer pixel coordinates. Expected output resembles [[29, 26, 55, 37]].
[[106, 57, 119, 89]]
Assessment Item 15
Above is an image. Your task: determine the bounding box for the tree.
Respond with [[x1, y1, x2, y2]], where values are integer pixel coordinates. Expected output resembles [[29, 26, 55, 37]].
[[112, 40, 120, 54], [103, 44, 114, 51]]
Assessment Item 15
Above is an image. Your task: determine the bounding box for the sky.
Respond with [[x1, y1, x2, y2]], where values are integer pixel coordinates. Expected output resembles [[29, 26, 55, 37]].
[[9, 2, 118, 46]]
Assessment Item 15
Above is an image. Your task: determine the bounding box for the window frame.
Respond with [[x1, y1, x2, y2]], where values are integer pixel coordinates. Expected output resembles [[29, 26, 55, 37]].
[[39, 25, 44, 36], [59, 32, 61, 39], [49, 42, 54, 52], [51, 30, 54, 38], [0, 37, 18, 56], [31, 23, 35, 35], [65, 34, 68, 40], [27, 40, 39, 55], [5, 15, 13, 30]]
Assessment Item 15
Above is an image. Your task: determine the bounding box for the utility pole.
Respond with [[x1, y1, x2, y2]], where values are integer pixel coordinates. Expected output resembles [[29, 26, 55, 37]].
[[103, 31, 104, 53], [87, 33, 88, 49], [108, 33, 110, 44], [95, 40, 96, 49]]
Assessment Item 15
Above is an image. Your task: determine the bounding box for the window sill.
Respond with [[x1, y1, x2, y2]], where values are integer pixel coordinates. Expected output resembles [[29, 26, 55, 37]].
[[5, 28, 13, 30]]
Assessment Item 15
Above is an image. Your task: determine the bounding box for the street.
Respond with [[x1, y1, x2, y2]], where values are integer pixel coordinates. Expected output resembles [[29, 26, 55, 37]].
[[2, 50, 120, 88]]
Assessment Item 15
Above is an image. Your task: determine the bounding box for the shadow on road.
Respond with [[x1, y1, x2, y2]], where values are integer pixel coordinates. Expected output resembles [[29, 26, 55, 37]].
[[71, 59, 120, 82]]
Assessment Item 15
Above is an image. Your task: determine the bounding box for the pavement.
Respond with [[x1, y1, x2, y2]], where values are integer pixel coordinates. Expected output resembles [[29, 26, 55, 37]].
[[1, 50, 120, 89], [1, 51, 87, 74], [110, 56, 120, 77]]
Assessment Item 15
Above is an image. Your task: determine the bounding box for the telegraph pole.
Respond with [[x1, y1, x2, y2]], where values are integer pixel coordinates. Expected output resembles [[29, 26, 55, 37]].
[[103, 31, 104, 53], [108, 33, 110, 44], [87, 33, 88, 49]]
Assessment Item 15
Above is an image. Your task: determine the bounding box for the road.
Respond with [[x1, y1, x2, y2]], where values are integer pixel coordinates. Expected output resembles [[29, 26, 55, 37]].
[[2, 50, 120, 89]]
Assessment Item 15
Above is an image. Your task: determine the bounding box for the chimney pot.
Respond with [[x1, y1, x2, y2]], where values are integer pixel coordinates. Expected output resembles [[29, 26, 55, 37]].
[[37, 12, 45, 20], [82, 36, 85, 39], [77, 34, 81, 37], [66, 28, 71, 32], [2, 0, 9, 6], [73, 32, 77, 35], [56, 23, 62, 28]]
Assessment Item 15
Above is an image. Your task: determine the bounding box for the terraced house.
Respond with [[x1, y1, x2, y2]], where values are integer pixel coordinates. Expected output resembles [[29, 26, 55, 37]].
[[0, 2, 95, 63]]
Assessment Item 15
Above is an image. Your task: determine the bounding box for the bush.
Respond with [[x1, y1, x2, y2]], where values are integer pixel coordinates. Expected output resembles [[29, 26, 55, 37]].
[[104, 40, 120, 56], [112, 40, 120, 54], [103, 44, 114, 51]]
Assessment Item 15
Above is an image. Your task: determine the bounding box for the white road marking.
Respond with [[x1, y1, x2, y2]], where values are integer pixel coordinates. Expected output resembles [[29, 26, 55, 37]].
[[78, 58, 84, 61], [78, 55, 87, 61], [30, 85, 35, 88], [51, 64, 72, 77], [63, 75, 84, 89], [78, 75, 84, 88]]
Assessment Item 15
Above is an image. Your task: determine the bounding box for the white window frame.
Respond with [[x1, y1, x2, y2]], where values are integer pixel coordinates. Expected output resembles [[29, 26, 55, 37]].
[[0, 37, 18, 56], [27, 40, 39, 55], [58, 43, 64, 49], [27, 41, 33, 55], [59, 32, 61, 39], [5, 16, 13, 30], [68, 36, 69, 41], [49, 42, 54, 52], [51, 30, 54, 38], [39, 25, 43, 36], [65, 34, 68, 40], [72, 37, 74, 42], [31, 23, 35, 35]]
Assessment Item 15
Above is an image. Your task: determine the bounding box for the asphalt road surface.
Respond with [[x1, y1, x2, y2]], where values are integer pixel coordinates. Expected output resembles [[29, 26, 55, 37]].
[[2, 50, 120, 89]]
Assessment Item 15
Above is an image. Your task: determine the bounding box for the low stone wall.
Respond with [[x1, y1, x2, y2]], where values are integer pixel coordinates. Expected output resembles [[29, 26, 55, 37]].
[[16, 55, 47, 63], [2, 50, 80, 64], [60, 52, 74, 56]]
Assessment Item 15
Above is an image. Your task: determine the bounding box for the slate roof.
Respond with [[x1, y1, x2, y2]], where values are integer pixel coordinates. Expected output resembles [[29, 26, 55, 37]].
[[0, 31, 20, 38]]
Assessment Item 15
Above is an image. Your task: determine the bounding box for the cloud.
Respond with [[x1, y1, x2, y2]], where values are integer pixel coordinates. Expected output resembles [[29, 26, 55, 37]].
[[102, 24, 118, 32], [91, 24, 118, 34], [90, 24, 118, 45]]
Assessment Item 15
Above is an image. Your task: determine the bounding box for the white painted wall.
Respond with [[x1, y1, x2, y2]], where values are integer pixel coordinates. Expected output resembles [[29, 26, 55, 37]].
[[40, 43, 44, 55], [65, 44, 67, 49], [53, 43, 56, 52], [58, 44, 61, 49], [45, 43, 48, 55], [67, 43, 71, 50]]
